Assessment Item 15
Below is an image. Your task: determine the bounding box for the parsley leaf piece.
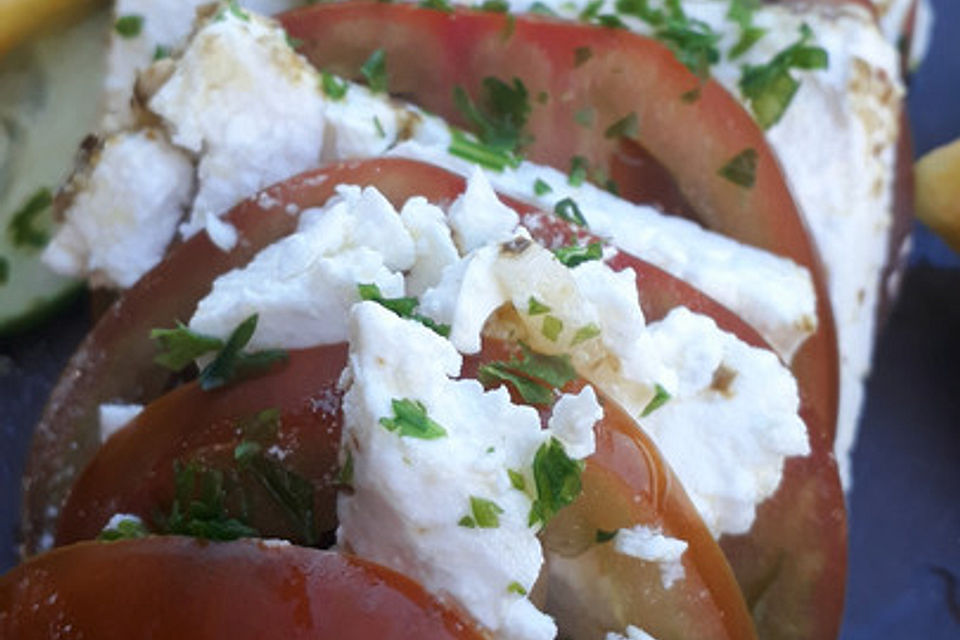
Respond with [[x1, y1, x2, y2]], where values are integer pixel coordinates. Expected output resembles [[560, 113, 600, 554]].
[[533, 178, 553, 196], [373, 115, 387, 138], [641, 383, 672, 417], [153, 44, 171, 60], [164, 461, 260, 542], [510, 344, 577, 388], [726, 0, 766, 60], [529, 1, 557, 16], [508, 469, 527, 491], [358, 283, 451, 336], [459, 515, 477, 528], [198, 314, 289, 391], [448, 129, 521, 172], [7, 187, 52, 249], [227, 0, 250, 21], [0, 256, 8, 285], [478, 362, 555, 405], [285, 32, 304, 49], [469, 496, 504, 528], [574, 46, 593, 67], [578, 0, 603, 21], [574, 107, 595, 128], [615, 0, 665, 25], [360, 49, 388, 93], [233, 440, 263, 463], [596, 14, 628, 29], [553, 197, 587, 227], [99, 517, 149, 541], [595, 528, 618, 543], [337, 448, 355, 487], [321, 71, 348, 100], [380, 398, 448, 439], [242, 453, 319, 545], [571, 323, 602, 346], [481, 0, 510, 11], [738, 24, 828, 129], [527, 296, 551, 316], [542, 315, 563, 342], [529, 438, 584, 526], [477, 345, 576, 405], [656, 18, 721, 80], [151, 322, 224, 371], [453, 77, 531, 154], [718, 147, 759, 189], [553, 241, 602, 268], [419, 0, 453, 11], [508, 581, 528, 595], [604, 112, 639, 140], [114, 14, 144, 38], [568, 155, 588, 186]]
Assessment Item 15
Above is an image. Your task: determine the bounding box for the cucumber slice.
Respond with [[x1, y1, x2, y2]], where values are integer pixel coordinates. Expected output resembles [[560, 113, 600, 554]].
[[0, 8, 108, 336]]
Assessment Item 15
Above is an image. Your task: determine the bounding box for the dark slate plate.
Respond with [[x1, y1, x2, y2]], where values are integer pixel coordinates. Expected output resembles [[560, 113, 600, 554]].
[[1, 1, 959, 637]]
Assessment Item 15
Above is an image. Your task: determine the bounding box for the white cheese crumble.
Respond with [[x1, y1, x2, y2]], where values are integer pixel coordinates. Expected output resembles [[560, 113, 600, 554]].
[[612, 526, 688, 590], [101, 513, 143, 532], [42, 129, 194, 288], [98, 403, 144, 443], [338, 302, 601, 640]]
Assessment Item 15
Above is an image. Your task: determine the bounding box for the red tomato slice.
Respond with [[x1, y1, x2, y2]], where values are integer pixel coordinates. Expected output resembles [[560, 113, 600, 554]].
[[56, 344, 347, 547], [0, 537, 485, 639], [279, 1, 840, 452]]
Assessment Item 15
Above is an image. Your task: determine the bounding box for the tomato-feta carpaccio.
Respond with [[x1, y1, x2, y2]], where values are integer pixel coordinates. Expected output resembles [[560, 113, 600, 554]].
[[0, 537, 486, 639], [278, 0, 840, 449]]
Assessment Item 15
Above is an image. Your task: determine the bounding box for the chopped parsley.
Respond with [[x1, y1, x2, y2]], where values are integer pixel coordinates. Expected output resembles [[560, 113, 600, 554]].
[[553, 240, 602, 268], [604, 112, 639, 140], [533, 178, 553, 196], [718, 147, 759, 189], [373, 115, 387, 138], [321, 71, 349, 100], [738, 24, 828, 129], [7, 187, 52, 249], [453, 76, 531, 155], [553, 197, 587, 227], [528, 1, 558, 16], [571, 323, 602, 346], [448, 129, 522, 171], [481, 0, 510, 12], [162, 461, 260, 542], [529, 438, 584, 526], [227, 0, 250, 20], [541, 315, 563, 342], [150, 315, 288, 390], [380, 398, 448, 439], [99, 517, 149, 541], [419, 0, 453, 11], [360, 48, 388, 94], [508, 469, 527, 491], [478, 343, 577, 406], [574, 107, 595, 128], [726, 0, 766, 60], [239, 450, 319, 544], [0, 257, 8, 285], [574, 46, 593, 67], [285, 32, 304, 50], [527, 296, 551, 316], [459, 496, 504, 529], [114, 14, 144, 38], [153, 45, 171, 61], [641, 383, 672, 417], [507, 581, 528, 595], [336, 449, 355, 487], [595, 528, 618, 543], [617, 0, 719, 79], [568, 155, 589, 187], [233, 440, 263, 463], [358, 283, 451, 336]]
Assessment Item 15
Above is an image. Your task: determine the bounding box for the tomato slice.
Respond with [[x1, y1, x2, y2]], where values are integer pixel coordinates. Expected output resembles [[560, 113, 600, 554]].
[[55, 344, 347, 547], [0, 537, 485, 639], [279, 1, 840, 451]]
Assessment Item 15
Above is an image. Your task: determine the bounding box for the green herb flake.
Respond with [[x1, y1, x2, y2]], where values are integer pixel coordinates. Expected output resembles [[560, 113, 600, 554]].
[[507, 581, 528, 595], [553, 198, 587, 227], [453, 77, 531, 155], [529, 438, 584, 526], [541, 315, 563, 342], [641, 383, 672, 417], [478, 344, 577, 405], [150, 322, 224, 371], [680, 86, 701, 103], [233, 440, 263, 463], [469, 496, 504, 528], [479, 363, 553, 405], [244, 453, 319, 544], [578, 0, 603, 21], [571, 323, 602, 346], [718, 147, 759, 189], [153, 44, 171, 61], [237, 407, 281, 442], [360, 48, 388, 93], [508, 469, 527, 491], [448, 129, 521, 172], [481, 0, 510, 12], [6, 187, 53, 249], [198, 315, 288, 391], [337, 449, 355, 487], [574, 46, 593, 67], [533, 178, 553, 196], [114, 14, 144, 38], [0, 256, 8, 286], [419, 0, 453, 11], [596, 14, 628, 29], [373, 115, 387, 138], [529, 1, 557, 16], [285, 32, 304, 50], [536, 90, 549, 105], [163, 461, 260, 542], [527, 296, 551, 316], [738, 24, 828, 129], [227, 0, 250, 20], [574, 107, 595, 128], [568, 155, 588, 187], [615, 0, 666, 25], [595, 528, 618, 543], [553, 241, 602, 268], [358, 283, 451, 336], [321, 71, 349, 100], [458, 515, 477, 528], [726, 0, 766, 60], [99, 517, 149, 541], [380, 398, 448, 439], [604, 112, 639, 140]]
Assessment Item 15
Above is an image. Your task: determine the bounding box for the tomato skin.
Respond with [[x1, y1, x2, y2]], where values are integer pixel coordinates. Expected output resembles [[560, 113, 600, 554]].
[[55, 344, 348, 547], [0, 537, 486, 639]]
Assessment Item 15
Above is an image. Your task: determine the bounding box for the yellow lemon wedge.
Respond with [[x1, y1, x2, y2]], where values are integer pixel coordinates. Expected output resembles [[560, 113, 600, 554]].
[[915, 137, 960, 254], [0, 0, 104, 58]]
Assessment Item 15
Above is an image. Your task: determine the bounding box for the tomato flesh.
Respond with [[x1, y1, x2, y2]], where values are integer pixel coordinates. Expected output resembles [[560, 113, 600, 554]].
[[0, 537, 485, 639]]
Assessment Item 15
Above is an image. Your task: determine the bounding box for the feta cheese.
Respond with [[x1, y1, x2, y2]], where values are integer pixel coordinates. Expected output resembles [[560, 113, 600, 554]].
[[339, 302, 601, 640], [612, 526, 688, 590], [98, 403, 144, 443], [42, 129, 194, 288]]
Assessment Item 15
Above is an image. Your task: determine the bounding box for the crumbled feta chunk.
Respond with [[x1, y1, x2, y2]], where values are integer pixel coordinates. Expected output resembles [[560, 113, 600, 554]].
[[397, 197, 460, 297], [447, 167, 521, 253], [547, 387, 601, 460], [43, 129, 193, 288], [612, 526, 688, 590], [98, 403, 144, 443]]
